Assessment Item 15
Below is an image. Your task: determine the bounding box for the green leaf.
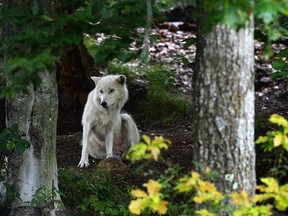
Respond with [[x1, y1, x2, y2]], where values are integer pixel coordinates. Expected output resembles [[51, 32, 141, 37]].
[[272, 60, 287, 71], [182, 37, 196, 49], [271, 71, 288, 78], [41, 15, 53, 22], [150, 35, 159, 43], [16, 140, 31, 155], [182, 57, 190, 66], [255, 0, 279, 24], [256, 136, 269, 144], [277, 48, 288, 57]]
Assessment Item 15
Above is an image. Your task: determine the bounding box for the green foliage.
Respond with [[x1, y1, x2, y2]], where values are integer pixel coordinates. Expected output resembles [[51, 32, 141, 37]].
[[141, 65, 189, 123], [58, 167, 131, 215], [198, 0, 288, 37], [197, 0, 288, 61], [106, 61, 136, 81], [272, 48, 288, 78], [0, 125, 31, 209], [0, 124, 30, 157], [197, 0, 254, 33], [30, 186, 64, 210], [0, 0, 149, 99]]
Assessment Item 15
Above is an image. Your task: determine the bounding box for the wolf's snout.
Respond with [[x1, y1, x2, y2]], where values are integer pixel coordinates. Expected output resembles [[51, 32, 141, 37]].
[[101, 101, 108, 109]]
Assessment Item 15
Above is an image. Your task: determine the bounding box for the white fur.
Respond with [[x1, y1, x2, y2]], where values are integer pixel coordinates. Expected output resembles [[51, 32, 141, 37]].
[[78, 75, 140, 167]]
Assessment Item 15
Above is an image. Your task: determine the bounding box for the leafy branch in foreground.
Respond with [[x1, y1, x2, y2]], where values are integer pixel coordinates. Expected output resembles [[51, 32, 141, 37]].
[[129, 179, 169, 215], [256, 114, 288, 152], [126, 135, 171, 162], [127, 130, 288, 215]]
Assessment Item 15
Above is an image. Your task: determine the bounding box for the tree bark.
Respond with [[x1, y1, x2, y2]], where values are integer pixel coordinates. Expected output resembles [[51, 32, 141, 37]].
[[6, 72, 59, 215], [57, 44, 99, 134], [3, 0, 62, 215], [193, 12, 256, 203]]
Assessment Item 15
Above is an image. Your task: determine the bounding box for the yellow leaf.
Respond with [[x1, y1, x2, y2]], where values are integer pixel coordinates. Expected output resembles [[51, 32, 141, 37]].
[[152, 136, 171, 147], [174, 183, 191, 193], [285, 135, 288, 143], [270, 114, 288, 127], [280, 183, 288, 192], [149, 146, 160, 161], [142, 135, 151, 145], [151, 200, 169, 214], [195, 209, 216, 216], [146, 179, 162, 195], [152, 136, 164, 145], [157, 142, 169, 150], [230, 190, 250, 206], [129, 199, 147, 215], [131, 189, 148, 198], [205, 167, 211, 174], [194, 193, 208, 204], [252, 194, 272, 203], [258, 178, 279, 193], [191, 171, 201, 180], [273, 134, 283, 147], [198, 181, 217, 193]]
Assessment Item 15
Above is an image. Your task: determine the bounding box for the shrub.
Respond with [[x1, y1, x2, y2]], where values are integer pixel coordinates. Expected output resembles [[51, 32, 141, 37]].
[[58, 167, 132, 215], [256, 114, 288, 182]]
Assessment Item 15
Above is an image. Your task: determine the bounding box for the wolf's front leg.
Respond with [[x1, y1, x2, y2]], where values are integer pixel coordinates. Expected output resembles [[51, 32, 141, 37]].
[[105, 130, 114, 158], [78, 124, 92, 167]]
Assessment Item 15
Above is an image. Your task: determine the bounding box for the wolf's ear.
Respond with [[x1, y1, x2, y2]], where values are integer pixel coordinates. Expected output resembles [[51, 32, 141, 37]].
[[91, 76, 100, 86], [116, 75, 126, 85]]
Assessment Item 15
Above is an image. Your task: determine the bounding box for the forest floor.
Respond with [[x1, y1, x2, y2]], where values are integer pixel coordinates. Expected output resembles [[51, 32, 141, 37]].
[[56, 19, 288, 190]]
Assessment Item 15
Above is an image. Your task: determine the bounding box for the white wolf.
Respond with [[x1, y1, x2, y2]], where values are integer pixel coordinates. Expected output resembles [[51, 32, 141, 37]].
[[78, 74, 140, 168]]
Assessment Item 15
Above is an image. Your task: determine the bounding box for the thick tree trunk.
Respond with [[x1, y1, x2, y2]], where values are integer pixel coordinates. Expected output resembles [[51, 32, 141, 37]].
[[3, 0, 62, 215], [6, 72, 59, 215], [193, 18, 256, 201]]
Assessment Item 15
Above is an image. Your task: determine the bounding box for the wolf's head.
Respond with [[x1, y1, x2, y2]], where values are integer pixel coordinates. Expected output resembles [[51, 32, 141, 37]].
[[91, 75, 128, 110]]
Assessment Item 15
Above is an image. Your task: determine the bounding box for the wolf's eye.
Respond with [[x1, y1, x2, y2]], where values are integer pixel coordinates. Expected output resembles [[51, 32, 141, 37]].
[[100, 89, 103, 94], [109, 89, 115, 93]]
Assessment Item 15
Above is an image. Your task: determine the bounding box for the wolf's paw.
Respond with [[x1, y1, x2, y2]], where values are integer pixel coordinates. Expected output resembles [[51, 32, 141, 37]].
[[78, 158, 90, 168]]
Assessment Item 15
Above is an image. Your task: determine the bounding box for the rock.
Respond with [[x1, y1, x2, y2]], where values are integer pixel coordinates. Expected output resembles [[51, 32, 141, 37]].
[[97, 158, 147, 187], [97, 158, 127, 174]]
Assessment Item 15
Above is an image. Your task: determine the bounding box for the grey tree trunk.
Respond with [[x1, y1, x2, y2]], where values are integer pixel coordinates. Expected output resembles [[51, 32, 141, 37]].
[[6, 72, 59, 215], [193, 15, 256, 202], [3, 0, 61, 215]]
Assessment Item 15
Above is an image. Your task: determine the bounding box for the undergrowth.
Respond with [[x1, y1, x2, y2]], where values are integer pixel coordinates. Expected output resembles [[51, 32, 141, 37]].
[[107, 61, 136, 82], [143, 65, 188, 123], [58, 167, 132, 216]]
